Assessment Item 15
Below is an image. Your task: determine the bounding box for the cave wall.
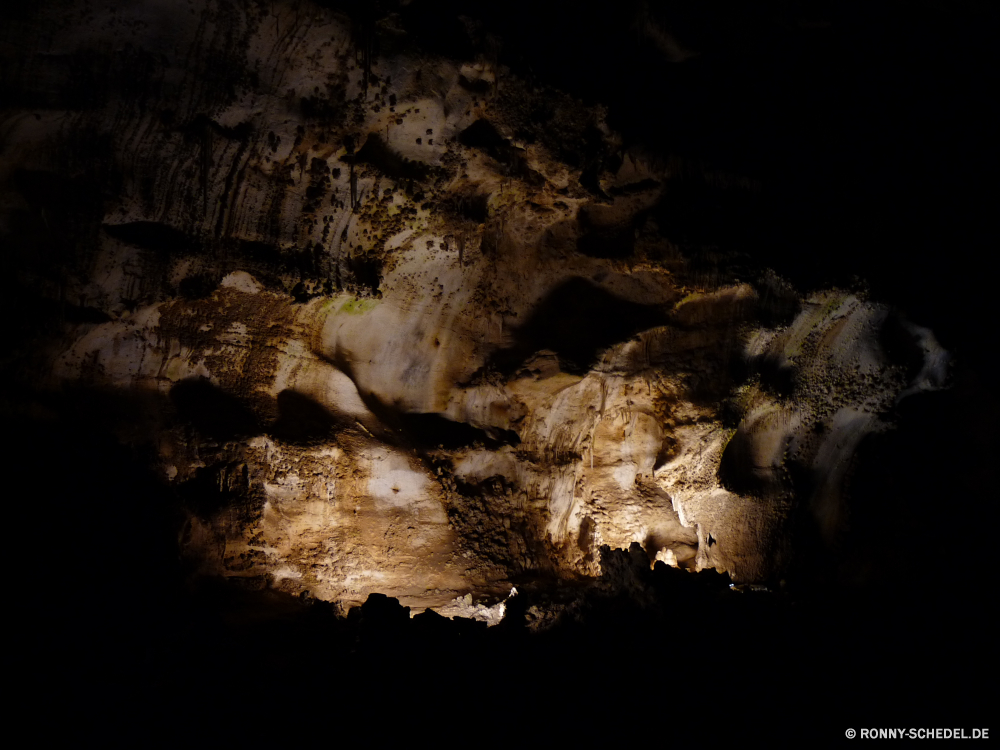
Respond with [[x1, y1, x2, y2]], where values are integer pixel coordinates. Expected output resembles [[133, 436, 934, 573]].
[[0, 0, 955, 614]]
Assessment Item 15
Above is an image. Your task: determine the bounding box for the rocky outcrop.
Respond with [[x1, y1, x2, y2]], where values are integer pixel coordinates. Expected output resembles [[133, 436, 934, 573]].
[[1, 0, 950, 616]]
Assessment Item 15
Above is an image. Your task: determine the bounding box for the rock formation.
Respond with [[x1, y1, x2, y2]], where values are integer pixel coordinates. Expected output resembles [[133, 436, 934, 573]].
[[0, 0, 963, 618], [6, 2, 998, 741]]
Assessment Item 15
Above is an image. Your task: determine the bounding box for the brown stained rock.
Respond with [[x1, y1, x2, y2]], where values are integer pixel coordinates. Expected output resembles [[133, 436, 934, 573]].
[[2, 0, 950, 617]]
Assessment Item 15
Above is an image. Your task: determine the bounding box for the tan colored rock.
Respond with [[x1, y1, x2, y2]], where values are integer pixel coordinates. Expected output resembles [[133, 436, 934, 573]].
[[1, 0, 949, 617]]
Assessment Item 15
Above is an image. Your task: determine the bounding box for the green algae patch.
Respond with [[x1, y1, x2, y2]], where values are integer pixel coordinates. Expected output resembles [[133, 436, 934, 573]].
[[673, 291, 703, 309], [317, 298, 340, 314], [339, 297, 380, 315]]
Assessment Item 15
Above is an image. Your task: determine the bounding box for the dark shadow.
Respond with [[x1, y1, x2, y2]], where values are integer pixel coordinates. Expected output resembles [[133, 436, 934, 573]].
[[609, 178, 661, 196], [576, 206, 637, 259], [353, 133, 430, 181], [457, 71, 493, 93], [238, 239, 283, 265], [348, 253, 382, 295], [751, 352, 797, 398], [169, 378, 259, 439], [754, 273, 801, 328], [181, 113, 252, 142], [459, 118, 508, 152], [269, 390, 337, 443], [878, 310, 925, 381], [651, 178, 761, 254], [321, 378, 518, 452], [445, 191, 490, 223], [399, 412, 520, 450], [300, 88, 347, 125], [14, 168, 96, 210], [718, 427, 765, 496], [579, 165, 610, 200], [579, 516, 595, 555], [652, 434, 678, 471], [487, 277, 669, 374], [63, 303, 112, 324], [230, 239, 318, 290], [102, 221, 198, 255], [176, 462, 249, 520], [458, 120, 543, 184], [178, 272, 220, 299]]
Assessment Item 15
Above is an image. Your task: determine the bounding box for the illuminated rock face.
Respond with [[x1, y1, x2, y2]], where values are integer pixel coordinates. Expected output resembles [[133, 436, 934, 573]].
[[1, 0, 946, 613]]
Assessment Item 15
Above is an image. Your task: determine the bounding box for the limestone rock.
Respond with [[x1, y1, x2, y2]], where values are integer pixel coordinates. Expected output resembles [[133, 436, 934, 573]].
[[0, 0, 954, 616]]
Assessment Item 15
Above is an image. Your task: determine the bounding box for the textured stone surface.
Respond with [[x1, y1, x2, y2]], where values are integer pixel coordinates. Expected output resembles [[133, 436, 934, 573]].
[[0, 0, 959, 617], [6, 5, 999, 744]]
